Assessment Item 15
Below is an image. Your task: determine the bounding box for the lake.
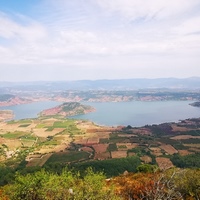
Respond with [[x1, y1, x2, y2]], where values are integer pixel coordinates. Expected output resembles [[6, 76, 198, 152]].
[[1, 101, 61, 120], [70, 101, 200, 127], [1, 101, 200, 127]]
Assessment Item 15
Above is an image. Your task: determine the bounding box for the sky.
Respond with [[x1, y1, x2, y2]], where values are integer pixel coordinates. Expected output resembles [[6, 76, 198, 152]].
[[0, 0, 200, 81]]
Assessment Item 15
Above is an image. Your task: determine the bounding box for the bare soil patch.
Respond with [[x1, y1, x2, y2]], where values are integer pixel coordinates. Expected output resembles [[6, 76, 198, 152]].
[[95, 131, 110, 139], [149, 147, 162, 156], [156, 157, 174, 170], [1, 139, 21, 150], [80, 146, 93, 152], [94, 152, 110, 160], [117, 143, 138, 150], [92, 144, 109, 153], [140, 155, 152, 163], [183, 143, 200, 148], [26, 153, 53, 167], [75, 138, 88, 145], [160, 144, 178, 155], [178, 150, 193, 156], [111, 151, 127, 158], [127, 152, 136, 157], [171, 124, 190, 132], [87, 137, 99, 144]]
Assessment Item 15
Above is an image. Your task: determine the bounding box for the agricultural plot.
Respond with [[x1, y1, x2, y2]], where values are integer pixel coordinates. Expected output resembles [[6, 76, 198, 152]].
[[1, 114, 200, 171], [116, 143, 138, 150], [140, 155, 152, 163], [156, 157, 174, 170], [92, 144, 109, 153], [18, 124, 31, 127], [171, 135, 200, 140], [171, 124, 190, 132], [26, 153, 53, 167], [0, 131, 28, 139], [111, 151, 127, 158], [45, 151, 90, 164], [149, 147, 163, 156], [87, 137, 99, 144], [0, 138, 21, 151], [94, 152, 110, 160], [178, 150, 193, 156], [80, 146, 93, 152], [159, 144, 178, 155]]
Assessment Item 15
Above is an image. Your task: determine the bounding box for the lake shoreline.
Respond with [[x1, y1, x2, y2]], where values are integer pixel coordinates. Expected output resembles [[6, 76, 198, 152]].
[[1, 100, 198, 127]]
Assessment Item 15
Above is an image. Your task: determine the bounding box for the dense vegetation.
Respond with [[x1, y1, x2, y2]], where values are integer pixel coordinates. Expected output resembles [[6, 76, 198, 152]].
[[170, 153, 200, 168], [1, 167, 200, 200], [1, 103, 200, 199], [70, 156, 141, 177]]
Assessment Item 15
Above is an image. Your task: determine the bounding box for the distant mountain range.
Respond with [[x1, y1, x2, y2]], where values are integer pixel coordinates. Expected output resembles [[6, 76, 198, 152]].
[[1, 77, 200, 91]]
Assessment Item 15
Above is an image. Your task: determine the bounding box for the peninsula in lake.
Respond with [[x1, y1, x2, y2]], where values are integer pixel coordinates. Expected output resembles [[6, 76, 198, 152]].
[[39, 102, 95, 117], [190, 102, 200, 107]]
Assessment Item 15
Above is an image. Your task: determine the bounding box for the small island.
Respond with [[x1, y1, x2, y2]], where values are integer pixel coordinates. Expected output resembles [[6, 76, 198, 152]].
[[39, 102, 95, 117], [189, 101, 200, 107]]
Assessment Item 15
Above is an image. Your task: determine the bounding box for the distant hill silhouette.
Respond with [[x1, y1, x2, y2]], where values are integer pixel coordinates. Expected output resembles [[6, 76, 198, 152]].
[[1, 77, 200, 91]]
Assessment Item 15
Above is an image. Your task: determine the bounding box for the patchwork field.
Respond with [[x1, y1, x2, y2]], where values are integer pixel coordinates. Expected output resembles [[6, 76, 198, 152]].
[[0, 115, 200, 170], [156, 157, 174, 170]]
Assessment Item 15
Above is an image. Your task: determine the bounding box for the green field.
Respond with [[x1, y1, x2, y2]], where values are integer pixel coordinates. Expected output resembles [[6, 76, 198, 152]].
[[0, 131, 29, 139], [45, 151, 90, 164], [18, 124, 31, 127]]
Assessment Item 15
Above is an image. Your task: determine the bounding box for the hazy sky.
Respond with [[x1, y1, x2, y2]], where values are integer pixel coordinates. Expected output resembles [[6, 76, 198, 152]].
[[0, 0, 200, 81]]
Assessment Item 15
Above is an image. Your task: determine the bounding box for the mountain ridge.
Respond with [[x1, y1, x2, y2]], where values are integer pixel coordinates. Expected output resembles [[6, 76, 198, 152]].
[[1, 77, 200, 91]]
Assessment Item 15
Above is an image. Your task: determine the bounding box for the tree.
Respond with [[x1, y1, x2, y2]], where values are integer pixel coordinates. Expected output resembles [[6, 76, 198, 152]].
[[113, 170, 183, 200], [4, 168, 119, 200]]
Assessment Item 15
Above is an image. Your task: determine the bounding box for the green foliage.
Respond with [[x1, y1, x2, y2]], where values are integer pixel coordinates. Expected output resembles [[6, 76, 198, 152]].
[[171, 153, 200, 168], [6, 170, 48, 200], [0, 131, 25, 139], [41, 140, 59, 146], [20, 134, 36, 141], [53, 121, 69, 128], [71, 156, 141, 177], [0, 166, 15, 186], [165, 168, 200, 200], [45, 127, 54, 131], [107, 143, 118, 152], [7, 120, 17, 124], [127, 147, 147, 156], [18, 119, 32, 124], [136, 164, 158, 173], [180, 138, 200, 144], [44, 120, 82, 135], [18, 124, 30, 127], [181, 130, 200, 136], [4, 168, 119, 200], [118, 145, 127, 149], [45, 151, 90, 164]]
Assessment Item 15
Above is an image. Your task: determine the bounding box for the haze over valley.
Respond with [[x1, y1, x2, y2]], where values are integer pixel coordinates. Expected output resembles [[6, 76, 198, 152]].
[[0, 1, 200, 199]]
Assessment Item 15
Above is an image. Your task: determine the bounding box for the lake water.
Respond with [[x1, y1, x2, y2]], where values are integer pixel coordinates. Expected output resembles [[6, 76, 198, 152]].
[[1, 101, 61, 120], [1, 101, 200, 127], [70, 101, 200, 127]]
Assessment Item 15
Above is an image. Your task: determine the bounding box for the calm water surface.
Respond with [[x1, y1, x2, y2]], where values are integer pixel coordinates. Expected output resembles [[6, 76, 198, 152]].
[[1, 101, 61, 120], [70, 101, 200, 127], [1, 101, 200, 127]]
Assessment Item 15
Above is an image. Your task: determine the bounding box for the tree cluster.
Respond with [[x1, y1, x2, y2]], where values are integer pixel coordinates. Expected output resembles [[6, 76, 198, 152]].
[[1, 167, 200, 200]]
